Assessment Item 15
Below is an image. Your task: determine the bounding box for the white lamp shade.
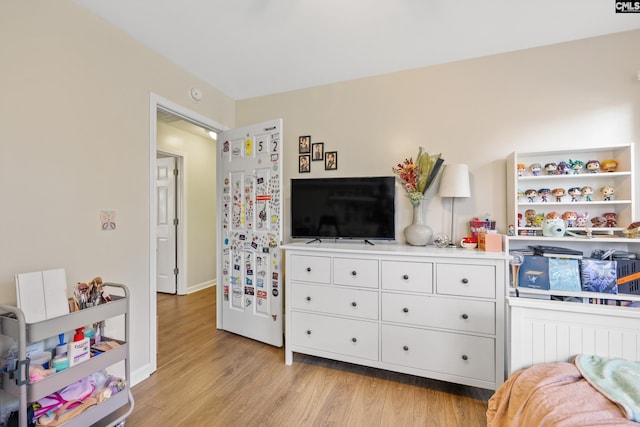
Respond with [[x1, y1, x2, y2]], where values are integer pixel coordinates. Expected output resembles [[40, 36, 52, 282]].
[[439, 164, 471, 198]]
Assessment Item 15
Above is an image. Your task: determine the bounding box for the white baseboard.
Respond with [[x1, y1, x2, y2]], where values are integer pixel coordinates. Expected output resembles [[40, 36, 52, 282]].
[[187, 279, 215, 294], [130, 364, 152, 387]]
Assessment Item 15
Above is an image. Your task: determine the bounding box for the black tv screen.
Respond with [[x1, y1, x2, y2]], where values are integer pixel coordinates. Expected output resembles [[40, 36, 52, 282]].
[[291, 176, 396, 241]]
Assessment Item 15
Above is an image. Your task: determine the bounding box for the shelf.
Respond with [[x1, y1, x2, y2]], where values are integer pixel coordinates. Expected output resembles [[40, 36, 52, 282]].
[[509, 287, 640, 302], [517, 171, 631, 181], [0, 296, 126, 345], [0, 282, 132, 427], [508, 235, 637, 244], [62, 387, 130, 427], [517, 200, 631, 207], [3, 340, 127, 402]]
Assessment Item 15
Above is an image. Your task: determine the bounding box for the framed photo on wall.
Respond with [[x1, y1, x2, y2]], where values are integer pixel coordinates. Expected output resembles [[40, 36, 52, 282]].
[[312, 142, 324, 161], [299, 135, 311, 154], [325, 151, 337, 170], [299, 155, 311, 173]]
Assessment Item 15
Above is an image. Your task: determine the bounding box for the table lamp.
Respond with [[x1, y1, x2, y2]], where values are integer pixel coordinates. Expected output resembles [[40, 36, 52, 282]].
[[438, 164, 471, 247]]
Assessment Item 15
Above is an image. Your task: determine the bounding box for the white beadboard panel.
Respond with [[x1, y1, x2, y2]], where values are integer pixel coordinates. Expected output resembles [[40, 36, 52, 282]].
[[509, 297, 640, 374]]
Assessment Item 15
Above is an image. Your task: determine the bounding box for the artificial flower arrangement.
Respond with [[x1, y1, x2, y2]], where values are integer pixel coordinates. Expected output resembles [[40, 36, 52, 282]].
[[392, 148, 444, 206]]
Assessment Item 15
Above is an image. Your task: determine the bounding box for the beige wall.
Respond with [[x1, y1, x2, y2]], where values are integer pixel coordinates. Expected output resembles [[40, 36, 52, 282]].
[[237, 30, 640, 244], [157, 122, 217, 291], [1, 0, 639, 393], [0, 0, 234, 381]]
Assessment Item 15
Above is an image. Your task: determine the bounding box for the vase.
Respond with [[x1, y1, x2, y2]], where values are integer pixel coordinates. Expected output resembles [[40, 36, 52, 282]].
[[404, 202, 433, 246]]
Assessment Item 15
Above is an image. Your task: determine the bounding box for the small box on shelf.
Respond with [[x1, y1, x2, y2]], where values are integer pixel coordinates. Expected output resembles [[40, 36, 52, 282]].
[[478, 232, 502, 252]]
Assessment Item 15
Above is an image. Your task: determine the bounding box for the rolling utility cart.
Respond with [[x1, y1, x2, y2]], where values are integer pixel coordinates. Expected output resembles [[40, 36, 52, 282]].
[[0, 283, 134, 427]]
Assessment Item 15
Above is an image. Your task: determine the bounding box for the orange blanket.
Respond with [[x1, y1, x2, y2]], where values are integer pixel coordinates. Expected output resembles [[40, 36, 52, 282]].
[[487, 362, 637, 426]]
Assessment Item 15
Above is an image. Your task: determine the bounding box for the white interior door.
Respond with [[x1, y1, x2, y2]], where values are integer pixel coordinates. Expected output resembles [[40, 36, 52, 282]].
[[156, 156, 177, 293], [217, 119, 283, 347]]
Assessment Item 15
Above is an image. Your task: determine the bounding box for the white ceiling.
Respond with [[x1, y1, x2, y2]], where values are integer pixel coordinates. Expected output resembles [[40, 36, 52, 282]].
[[73, 0, 640, 100]]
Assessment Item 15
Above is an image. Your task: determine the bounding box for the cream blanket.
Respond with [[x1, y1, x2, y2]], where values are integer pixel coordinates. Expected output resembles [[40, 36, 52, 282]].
[[487, 361, 637, 426], [575, 354, 640, 422]]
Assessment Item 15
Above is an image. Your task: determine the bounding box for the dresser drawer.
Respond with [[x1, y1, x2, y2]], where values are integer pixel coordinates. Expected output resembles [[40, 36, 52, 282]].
[[288, 254, 331, 284], [381, 293, 495, 334], [436, 263, 495, 298], [381, 260, 433, 293], [381, 324, 495, 383], [290, 283, 378, 320], [290, 311, 379, 360], [333, 257, 379, 288]]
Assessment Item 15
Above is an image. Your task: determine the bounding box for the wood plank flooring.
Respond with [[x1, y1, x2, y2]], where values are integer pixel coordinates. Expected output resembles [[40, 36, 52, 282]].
[[124, 287, 493, 426]]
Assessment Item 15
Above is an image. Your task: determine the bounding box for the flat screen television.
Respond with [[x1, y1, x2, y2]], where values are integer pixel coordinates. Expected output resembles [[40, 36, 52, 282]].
[[290, 176, 396, 241]]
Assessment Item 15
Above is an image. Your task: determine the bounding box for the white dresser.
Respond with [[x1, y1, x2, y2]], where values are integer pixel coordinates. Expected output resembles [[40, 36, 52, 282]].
[[283, 242, 508, 390]]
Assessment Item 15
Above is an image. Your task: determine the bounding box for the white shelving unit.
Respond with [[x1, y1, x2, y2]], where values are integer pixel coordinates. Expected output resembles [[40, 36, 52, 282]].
[[0, 283, 134, 427], [506, 143, 634, 237], [504, 143, 640, 375]]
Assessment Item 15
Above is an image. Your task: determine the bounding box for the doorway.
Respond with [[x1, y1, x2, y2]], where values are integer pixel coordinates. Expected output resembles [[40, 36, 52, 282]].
[[149, 93, 227, 374], [155, 154, 179, 294]]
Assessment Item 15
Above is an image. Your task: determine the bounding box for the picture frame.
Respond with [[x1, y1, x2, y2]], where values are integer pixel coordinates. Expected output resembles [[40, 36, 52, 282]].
[[298, 135, 311, 154], [299, 155, 311, 173], [325, 151, 337, 170], [312, 142, 324, 161]]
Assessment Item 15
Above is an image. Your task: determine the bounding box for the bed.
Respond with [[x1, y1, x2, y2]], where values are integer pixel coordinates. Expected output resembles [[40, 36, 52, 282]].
[[487, 355, 640, 426]]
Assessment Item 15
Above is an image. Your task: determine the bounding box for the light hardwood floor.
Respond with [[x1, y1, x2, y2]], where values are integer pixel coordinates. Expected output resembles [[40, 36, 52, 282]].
[[124, 287, 493, 426]]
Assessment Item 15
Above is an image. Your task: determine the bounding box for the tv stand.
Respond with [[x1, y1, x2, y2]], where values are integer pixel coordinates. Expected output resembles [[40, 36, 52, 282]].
[[305, 238, 322, 244], [363, 239, 375, 246]]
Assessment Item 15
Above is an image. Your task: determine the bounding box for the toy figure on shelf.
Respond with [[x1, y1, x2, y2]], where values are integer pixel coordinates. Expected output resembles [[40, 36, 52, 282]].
[[569, 159, 584, 174], [591, 216, 607, 227], [517, 212, 523, 227], [575, 212, 589, 228], [586, 160, 601, 173], [525, 189, 537, 203], [546, 211, 561, 219], [508, 224, 515, 236], [551, 188, 565, 202], [568, 187, 581, 202], [538, 188, 551, 202], [533, 213, 545, 227], [600, 185, 615, 201], [517, 189, 524, 200], [603, 212, 617, 228], [525, 209, 536, 227], [544, 163, 557, 175], [557, 161, 571, 175], [517, 164, 526, 177], [530, 163, 542, 176], [562, 211, 578, 227], [623, 222, 640, 238], [581, 186, 593, 201], [601, 159, 618, 172]]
